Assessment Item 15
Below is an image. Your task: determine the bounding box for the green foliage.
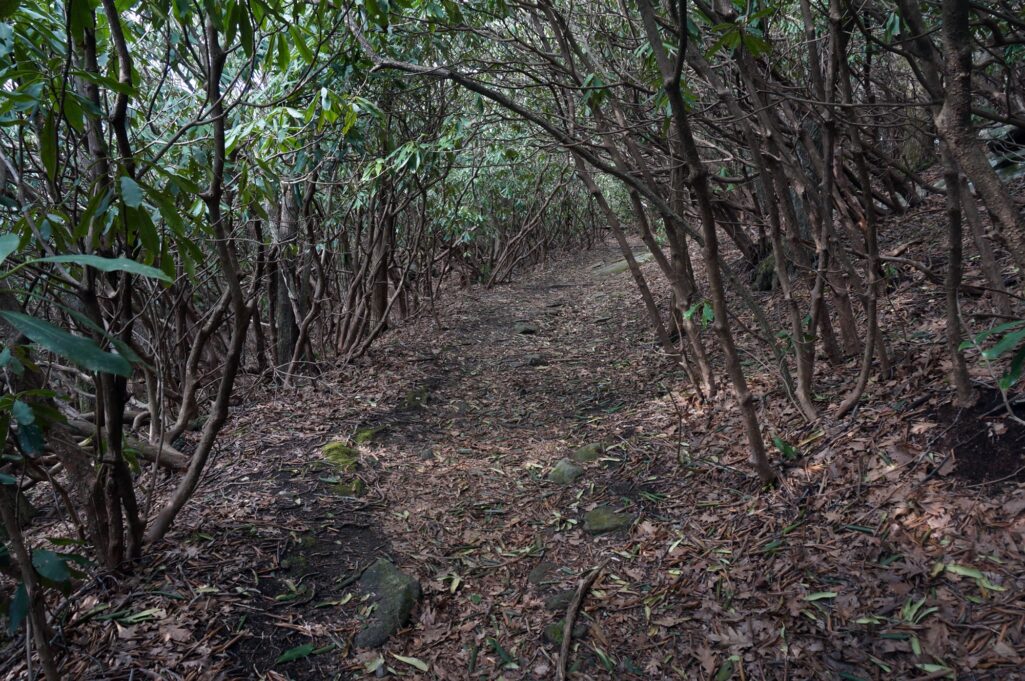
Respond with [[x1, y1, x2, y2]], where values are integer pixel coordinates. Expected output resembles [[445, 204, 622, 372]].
[[961, 320, 1025, 390], [0, 313, 132, 377]]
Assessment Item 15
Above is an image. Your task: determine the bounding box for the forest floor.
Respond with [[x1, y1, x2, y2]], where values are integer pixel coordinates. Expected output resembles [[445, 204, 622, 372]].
[[12, 222, 1025, 680]]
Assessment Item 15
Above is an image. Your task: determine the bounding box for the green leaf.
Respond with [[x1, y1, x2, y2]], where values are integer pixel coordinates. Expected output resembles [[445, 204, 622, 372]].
[[962, 320, 1025, 350], [0, 312, 132, 377], [391, 654, 429, 672], [0, 232, 19, 266], [120, 176, 144, 208], [15, 422, 44, 455], [1000, 345, 1025, 390], [804, 591, 838, 601], [772, 436, 798, 461], [36, 255, 171, 283], [32, 549, 71, 585], [289, 25, 313, 63], [11, 400, 34, 426], [702, 302, 714, 328], [945, 563, 1006, 591], [714, 656, 735, 681], [275, 643, 316, 664], [982, 327, 1025, 360], [40, 110, 57, 182], [7, 583, 27, 633]]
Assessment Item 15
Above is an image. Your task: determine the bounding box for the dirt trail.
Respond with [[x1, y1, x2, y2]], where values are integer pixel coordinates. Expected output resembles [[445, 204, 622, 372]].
[[53, 239, 1025, 680], [172, 240, 683, 679]]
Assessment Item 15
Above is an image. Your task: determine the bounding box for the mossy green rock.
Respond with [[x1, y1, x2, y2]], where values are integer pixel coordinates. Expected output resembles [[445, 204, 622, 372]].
[[572, 443, 604, 463], [545, 590, 575, 611], [596, 251, 653, 277], [402, 386, 429, 410], [353, 425, 386, 444], [548, 458, 583, 484], [543, 619, 588, 645], [583, 506, 636, 535], [514, 321, 539, 335], [323, 442, 360, 473], [528, 561, 557, 586], [354, 559, 421, 648], [333, 478, 366, 497]]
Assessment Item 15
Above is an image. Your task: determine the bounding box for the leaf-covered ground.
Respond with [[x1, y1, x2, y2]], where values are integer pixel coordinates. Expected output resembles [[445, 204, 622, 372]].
[[6, 211, 1025, 679]]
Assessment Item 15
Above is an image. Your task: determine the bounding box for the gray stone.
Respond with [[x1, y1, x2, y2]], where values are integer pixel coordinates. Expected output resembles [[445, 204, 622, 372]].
[[528, 561, 557, 586], [545, 590, 575, 611], [548, 458, 583, 485], [543, 619, 588, 645], [572, 443, 604, 463], [354, 559, 421, 648], [595, 251, 653, 277], [402, 386, 429, 410], [583, 506, 636, 535], [514, 321, 539, 335]]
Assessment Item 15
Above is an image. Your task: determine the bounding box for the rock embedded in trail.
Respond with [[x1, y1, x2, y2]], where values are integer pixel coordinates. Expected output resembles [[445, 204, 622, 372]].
[[353, 425, 387, 444], [572, 443, 604, 463], [543, 619, 588, 646], [583, 506, 636, 535], [354, 559, 421, 648], [322, 441, 359, 472], [548, 458, 584, 484], [528, 561, 558, 586], [321, 441, 366, 496], [545, 589, 575, 611], [514, 320, 539, 335], [401, 385, 429, 410]]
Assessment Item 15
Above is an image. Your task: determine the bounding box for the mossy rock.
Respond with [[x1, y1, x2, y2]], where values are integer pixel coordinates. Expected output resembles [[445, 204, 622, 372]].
[[543, 619, 588, 645], [322, 442, 360, 473], [514, 321, 539, 335], [354, 559, 421, 648], [354, 425, 387, 444], [545, 590, 575, 611], [596, 251, 653, 277], [402, 386, 429, 410], [572, 443, 604, 463], [528, 561, 558, 586], [583, 506, 636, 535], [548, 458, 583, 485], [333, 478, 366, 497]]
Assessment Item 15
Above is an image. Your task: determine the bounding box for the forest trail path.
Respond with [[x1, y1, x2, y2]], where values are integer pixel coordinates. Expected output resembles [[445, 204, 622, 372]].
[[212, 239, 685, 678], [66, 239, 1025, 681]]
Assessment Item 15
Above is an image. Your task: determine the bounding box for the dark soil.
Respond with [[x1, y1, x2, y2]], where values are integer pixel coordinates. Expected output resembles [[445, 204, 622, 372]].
[[936, 389, 1025, 484], [232, 456, 390, 678]]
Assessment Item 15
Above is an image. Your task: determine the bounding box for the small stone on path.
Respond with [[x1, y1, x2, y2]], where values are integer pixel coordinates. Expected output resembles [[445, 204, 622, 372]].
[[548, 458, 583, 484], [583, 506, 636, 534], [528, 561, 557, 586], [572, 443, 604, 462], [354, 559, 421, 648]]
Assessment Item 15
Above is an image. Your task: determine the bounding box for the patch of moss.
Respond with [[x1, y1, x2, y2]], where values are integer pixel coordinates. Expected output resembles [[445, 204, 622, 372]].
[[402, 386, 429, 410], [333, 478, 366, 497], [322, 441, 360, 473], [354, 425, 386, 445]]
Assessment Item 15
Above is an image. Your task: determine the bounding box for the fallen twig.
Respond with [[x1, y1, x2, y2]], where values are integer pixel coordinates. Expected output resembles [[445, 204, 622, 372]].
[[557, 558, 608, 681]]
